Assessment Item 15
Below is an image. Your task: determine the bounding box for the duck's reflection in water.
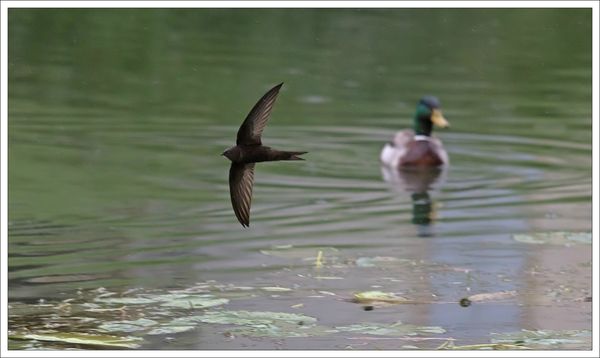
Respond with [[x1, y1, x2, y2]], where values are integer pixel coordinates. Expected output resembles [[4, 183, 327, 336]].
[[381, 165, 447, 237]]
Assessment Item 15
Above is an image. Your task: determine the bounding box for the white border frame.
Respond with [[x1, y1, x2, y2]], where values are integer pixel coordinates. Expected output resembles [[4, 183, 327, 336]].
[[1, 1, 598, 357]]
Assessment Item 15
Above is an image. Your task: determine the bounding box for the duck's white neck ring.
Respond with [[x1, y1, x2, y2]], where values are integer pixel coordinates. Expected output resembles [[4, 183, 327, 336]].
[[414, 135, 430, 141]]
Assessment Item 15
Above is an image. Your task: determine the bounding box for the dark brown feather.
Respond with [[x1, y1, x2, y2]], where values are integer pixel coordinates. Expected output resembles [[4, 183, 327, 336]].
[[236, 83, 283, 146], [229, 163, 255, 227]]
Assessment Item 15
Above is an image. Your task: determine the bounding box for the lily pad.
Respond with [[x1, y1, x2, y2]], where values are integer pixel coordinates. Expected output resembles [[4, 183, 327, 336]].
[[513, 232, 592, 246], [232, 323, 335, 338], [95, 293, 229, 310], [157, 295, 229, 309], [9, 332, 143, 349], [161, 310, 325, 338], [98, 318, 158, 333], [94, 297, 155, 305], [437, 341, 529, 350], [187, 310, 317, 325], [490, 329, 592, 348], [147, 325, 197, 335], [336, 321, 446, 336]]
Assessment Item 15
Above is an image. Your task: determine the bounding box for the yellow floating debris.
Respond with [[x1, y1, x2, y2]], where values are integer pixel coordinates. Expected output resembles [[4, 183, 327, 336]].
[[315, 250, 324, 268], [351, 291, 411, 304], [460, 290, 518, 306]]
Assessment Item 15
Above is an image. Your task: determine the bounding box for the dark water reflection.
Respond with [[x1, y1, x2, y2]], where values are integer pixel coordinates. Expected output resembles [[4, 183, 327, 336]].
[[381, 165, 447, 236], [8, 8, 592, 349]]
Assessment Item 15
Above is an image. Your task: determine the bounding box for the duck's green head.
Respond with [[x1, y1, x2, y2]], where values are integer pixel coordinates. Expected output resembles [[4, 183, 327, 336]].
[[413, 96, 449, 136]]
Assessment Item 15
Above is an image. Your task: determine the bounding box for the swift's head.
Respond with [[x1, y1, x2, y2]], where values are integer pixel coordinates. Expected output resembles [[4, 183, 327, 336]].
[[222, 146, 241, 162]]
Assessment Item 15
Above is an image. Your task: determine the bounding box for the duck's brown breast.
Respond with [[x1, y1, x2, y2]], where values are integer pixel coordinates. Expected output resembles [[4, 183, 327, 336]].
[[399, 141, 445, 167]]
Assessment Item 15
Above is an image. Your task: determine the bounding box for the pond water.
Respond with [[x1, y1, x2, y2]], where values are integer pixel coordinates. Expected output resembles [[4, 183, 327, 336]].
[[7, 9, 592, 350]]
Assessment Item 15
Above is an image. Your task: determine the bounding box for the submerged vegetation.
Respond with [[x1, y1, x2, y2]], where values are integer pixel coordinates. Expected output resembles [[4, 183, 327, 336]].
[[9, 236, 592, 350], [8, 281, 591, 350]]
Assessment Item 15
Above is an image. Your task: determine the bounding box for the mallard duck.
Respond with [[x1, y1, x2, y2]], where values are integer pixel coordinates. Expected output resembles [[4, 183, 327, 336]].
[[380, 96, 450, 168]]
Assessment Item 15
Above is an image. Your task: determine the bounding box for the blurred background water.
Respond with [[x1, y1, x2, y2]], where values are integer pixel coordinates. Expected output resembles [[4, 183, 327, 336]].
[[8, 8, 592, 350]]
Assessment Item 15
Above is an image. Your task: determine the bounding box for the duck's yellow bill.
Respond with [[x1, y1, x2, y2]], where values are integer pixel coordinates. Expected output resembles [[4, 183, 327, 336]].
[[431, 109, 449, 128]]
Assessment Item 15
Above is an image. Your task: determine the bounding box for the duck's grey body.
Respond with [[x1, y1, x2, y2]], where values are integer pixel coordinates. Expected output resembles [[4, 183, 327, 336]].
[[380, 130, 448, 168]]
